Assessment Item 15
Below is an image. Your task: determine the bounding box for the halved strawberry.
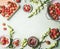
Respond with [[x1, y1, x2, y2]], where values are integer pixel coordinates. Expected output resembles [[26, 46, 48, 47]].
[[1, 13, 5, 16], [16, 0, 21, 3], [0, 10, 2, 13]]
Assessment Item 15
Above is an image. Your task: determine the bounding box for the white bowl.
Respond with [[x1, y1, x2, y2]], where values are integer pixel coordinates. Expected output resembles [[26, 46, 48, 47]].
[[0, 35, 10, 48]]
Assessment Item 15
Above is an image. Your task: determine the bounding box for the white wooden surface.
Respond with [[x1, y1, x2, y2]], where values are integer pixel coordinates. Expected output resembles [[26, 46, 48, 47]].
[[0, 0, 60, 49]]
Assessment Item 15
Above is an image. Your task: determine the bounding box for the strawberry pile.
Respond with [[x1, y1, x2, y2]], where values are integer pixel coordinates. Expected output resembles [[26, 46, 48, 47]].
[[0, 1, 18, 20], [49, 28, 60, 40], [48, 3, 60, 20]]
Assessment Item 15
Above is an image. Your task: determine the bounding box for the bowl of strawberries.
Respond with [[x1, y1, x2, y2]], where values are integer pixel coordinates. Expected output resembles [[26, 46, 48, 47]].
[[49, 28, 60, 40], [0, 35, 10, 47], [47, 0, 60, 21]]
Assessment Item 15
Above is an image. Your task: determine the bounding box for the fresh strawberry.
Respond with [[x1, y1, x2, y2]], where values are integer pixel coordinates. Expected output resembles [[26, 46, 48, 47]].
[[2, 23, 6, 26], [16, 0, 21, 3], [1, 13, 5, 16], [45, 41, 51, 45], [0, 10, 2, 13], [3, 28, 7, 30]]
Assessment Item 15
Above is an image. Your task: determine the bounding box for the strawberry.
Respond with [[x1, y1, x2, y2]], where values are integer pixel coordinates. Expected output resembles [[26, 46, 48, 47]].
[[1, 13, 5, 16], [2, 23, 6, 26], [45, 41, 51, 45], [3, 28, 7, 30], [0, 10, 2, 13], [16, 0, 21, 3], [1, 6, 5, 13]]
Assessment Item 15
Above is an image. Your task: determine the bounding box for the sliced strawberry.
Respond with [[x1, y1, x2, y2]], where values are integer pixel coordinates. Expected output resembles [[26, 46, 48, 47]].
[[6, 38, 9, 44], [1, 6, 5, 9], [56, 32, 60, 36], [5, 8, 10, 13], [10, 3, 14, 8], [2, 8, 5, 13], [52, 15, 57, 19], [13, 3, 17, 7], [49, 6, 53, 10], [1, 6, 5, 13], [0, 10, 2, 13], [49, 10, 53, 14], [16, 0, 21, 3], [55, 17, 59, 20], [1, 13, 5, 16]]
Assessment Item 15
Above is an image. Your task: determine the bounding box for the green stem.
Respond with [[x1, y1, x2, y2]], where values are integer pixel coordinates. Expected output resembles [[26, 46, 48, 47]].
[[29, 0, 51, 18], [8, 38, 13, 48]]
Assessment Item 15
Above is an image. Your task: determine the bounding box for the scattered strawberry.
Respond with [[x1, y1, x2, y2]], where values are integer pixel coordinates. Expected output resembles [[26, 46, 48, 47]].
[[45, 40, 51, 45], [2, 23, 6, 26], [3, 28, 7, 30]]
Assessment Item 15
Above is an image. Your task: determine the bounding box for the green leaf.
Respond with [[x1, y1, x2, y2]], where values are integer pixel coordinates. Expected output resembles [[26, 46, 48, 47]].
[[29, 0, 51, 18], [8, 38, 13, 48], [21, 38, 27, 47], [46, 41, 58, 49], [8, 25, 14, 38]]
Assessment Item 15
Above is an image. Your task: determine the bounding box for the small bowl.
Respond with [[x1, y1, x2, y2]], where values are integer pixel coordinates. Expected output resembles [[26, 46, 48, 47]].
[[0, 35, 10, 48], [23, 4, 33, 13], [49, 28, 60, 40], [12, 38, 20, 47]]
